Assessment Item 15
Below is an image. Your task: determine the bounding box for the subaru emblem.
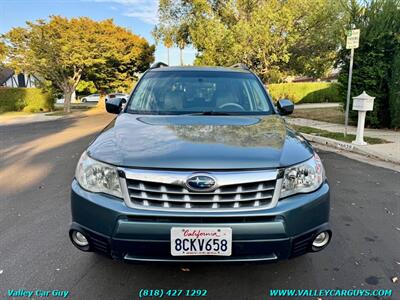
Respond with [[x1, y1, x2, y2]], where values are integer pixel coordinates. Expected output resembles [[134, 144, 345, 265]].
[[185, 174, 217, 192]]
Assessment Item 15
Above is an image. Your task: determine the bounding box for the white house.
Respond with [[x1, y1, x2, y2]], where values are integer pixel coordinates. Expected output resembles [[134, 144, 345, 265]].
[[0, 67, 40, 88]]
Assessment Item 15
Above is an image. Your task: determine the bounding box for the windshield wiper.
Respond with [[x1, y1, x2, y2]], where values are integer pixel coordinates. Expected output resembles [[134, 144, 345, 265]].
[[187, 111, 234, 116]]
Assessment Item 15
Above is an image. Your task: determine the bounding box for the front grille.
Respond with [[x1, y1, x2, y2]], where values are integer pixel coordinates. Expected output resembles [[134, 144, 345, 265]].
[[121, 169, 280, 212]]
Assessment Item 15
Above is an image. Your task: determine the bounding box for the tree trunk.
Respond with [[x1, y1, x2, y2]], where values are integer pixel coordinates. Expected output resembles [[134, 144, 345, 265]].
[[96, 91, 106, 110], [59, 70, 81, 113], [63, 89, 73, 113], [167, 47, 170, 65], [180, 47, 183, 66]]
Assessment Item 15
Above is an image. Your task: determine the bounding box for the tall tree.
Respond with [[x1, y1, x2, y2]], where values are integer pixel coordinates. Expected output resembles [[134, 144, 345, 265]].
[[286, 0, 345, 78], [155, 0, 191, 66], [152, 25, 174, 64], [3, 16, 154, 112], [155, 0, 345, 80], [174, 23, 190, 66]]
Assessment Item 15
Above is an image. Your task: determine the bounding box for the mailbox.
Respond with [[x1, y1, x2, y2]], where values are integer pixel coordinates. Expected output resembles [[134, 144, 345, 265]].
[[352, 91, 375, 111], [352, 91, 375, 146]]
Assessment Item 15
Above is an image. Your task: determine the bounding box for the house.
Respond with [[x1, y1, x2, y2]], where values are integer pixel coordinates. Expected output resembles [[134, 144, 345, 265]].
[[0, 67, 39, 88]]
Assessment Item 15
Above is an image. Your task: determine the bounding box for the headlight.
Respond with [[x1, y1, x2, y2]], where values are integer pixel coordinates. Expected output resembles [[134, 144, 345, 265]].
[[280, 152, 325, 198], [75, 152, 122, 198]]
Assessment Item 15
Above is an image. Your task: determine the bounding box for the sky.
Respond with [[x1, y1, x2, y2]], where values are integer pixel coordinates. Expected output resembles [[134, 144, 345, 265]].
[[0, 0, 196, 66]]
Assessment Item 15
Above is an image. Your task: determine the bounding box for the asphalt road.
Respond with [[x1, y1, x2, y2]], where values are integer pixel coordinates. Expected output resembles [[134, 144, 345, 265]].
[[0, 112, 399, 300]]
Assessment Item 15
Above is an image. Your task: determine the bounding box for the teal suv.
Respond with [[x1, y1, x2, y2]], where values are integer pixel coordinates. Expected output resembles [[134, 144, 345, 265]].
[[69, 63, 331, 262]]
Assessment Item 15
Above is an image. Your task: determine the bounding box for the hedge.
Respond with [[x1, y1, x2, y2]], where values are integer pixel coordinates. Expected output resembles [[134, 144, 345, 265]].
[[0, 88, 54, 113], [267, 82, 340, 104]]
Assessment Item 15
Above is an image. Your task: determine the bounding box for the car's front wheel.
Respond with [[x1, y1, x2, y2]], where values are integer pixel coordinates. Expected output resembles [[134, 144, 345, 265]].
[[81, 98, 87, 103]]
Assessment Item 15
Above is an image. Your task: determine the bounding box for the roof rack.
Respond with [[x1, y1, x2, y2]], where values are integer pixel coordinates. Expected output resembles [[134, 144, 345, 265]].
[[230, 63, 250, 70], [150, 62, 169, 69]]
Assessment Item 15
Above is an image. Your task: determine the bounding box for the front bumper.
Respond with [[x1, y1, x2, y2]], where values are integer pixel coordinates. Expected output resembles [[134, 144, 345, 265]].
[[70, 180, 330, 262]]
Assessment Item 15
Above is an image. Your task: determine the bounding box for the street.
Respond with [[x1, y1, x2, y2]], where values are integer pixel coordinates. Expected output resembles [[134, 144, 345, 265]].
[[0, 112, 399, 300]]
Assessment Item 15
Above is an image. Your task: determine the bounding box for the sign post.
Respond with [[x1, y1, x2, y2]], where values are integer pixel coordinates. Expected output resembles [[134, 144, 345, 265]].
[[344, 29, 360, 137]]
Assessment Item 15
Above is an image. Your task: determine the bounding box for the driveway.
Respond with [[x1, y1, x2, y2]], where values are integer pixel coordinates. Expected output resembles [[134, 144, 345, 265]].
[[0, 112, 399, 300]]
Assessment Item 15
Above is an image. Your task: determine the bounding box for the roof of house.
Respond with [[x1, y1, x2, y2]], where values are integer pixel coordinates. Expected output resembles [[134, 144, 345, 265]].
[[0, 67, 14, 85]]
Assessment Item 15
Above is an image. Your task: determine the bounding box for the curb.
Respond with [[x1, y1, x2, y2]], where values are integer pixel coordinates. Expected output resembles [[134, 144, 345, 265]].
[[301, 133, 400, 165]]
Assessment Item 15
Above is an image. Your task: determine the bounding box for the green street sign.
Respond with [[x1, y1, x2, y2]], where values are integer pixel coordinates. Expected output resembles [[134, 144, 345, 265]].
[[346, 29, 360, 49]]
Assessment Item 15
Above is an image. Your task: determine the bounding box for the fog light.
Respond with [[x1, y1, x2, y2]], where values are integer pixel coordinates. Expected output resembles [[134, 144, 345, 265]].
[[71, 231, 89, 247], [312, 231, 330, 251]]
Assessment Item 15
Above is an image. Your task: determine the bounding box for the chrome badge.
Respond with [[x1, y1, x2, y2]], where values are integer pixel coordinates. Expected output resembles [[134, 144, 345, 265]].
[[185, 174, 217, 192]]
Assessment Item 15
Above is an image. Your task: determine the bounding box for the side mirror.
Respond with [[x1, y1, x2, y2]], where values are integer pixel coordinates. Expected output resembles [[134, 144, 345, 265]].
[[277, 99, 294, 115], [106, 98, 125, 114]]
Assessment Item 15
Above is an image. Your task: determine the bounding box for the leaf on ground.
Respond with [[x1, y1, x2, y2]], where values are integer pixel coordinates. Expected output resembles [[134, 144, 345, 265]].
[[180, 267, 190, 272], [392, 276, 398, 283]]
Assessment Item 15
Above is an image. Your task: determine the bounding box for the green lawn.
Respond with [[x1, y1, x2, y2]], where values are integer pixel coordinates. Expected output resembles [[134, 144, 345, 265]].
[[293, 125, 388, 144], [290, 107, 353, 125], [268, 82, 340, 104]]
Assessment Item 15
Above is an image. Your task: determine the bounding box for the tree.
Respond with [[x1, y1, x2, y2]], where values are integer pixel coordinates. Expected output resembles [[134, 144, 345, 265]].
[[155, 0, 345, 80], [76, 80, 97, 95], [3, 16, 154, 112], [0, 41, 6, 65], [389, 50, 400, 128], [82, 19, 155, 95], [174, 23, 190, 66], [286, 1, 345, 78], [155, 0, 191, 66], [153, 25, 174, 64]]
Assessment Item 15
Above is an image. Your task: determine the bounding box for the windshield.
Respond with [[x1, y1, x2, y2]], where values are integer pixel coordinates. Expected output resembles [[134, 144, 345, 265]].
[[126, 71, 273, 115]]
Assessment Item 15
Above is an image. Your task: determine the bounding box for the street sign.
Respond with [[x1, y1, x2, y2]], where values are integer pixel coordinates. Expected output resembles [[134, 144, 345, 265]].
[[346, 29, 360, 49]]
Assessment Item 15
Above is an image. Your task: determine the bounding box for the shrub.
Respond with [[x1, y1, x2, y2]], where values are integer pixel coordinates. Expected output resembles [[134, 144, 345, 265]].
[[389, 50, 400, 128], [0, 88, 54, 113], [267, 82, 340, 104]]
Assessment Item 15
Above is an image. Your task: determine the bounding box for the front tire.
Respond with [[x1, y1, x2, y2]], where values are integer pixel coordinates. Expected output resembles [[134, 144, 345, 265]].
[[81, 98, 87, 103]]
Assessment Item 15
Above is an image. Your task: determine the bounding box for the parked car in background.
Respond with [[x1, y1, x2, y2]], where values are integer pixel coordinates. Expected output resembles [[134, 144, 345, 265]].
[[81, 94, 100, 103], [105, 93, 129, 102]]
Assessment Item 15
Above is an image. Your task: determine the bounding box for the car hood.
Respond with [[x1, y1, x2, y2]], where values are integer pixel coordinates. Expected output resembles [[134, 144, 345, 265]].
[[88, 113, 313, 169]]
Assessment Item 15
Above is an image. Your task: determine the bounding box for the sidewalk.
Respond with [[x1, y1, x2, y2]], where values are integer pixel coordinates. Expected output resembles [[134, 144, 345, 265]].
[[0, 112, 65, 125], [294, 102, 340, 110], [0, 106, 104, 126], [287, 117, 400, 164]]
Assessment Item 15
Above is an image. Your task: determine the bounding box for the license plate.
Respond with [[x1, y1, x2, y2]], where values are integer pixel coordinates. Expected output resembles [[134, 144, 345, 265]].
[[170, 227, 232, 256]]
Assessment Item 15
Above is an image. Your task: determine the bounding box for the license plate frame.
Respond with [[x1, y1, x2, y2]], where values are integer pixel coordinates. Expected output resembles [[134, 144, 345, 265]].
[[170, 227, 232, 256]]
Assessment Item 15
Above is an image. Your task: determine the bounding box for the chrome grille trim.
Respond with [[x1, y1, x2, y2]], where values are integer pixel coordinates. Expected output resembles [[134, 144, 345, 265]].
[[119, 168, 282, 212]]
